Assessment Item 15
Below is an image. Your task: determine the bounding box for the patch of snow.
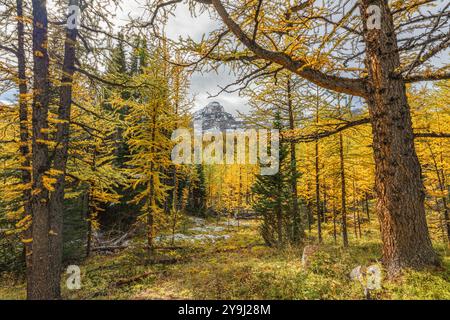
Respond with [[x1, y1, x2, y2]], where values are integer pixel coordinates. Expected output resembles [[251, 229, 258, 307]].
[[221, 219, 250, 227], [189, 226, 225, 233], [156, 233, 230, 243], [189, 217, 207, 226]]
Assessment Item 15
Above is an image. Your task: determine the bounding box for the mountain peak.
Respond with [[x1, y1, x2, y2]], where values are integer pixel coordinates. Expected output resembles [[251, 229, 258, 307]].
[[204, 101, 224, 114], [194, 102, 243, 131]]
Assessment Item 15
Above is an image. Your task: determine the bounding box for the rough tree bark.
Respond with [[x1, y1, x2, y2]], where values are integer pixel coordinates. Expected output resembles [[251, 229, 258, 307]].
[[276, 202, 283, 248], [365, 193, 371, 222], [287, 76, 304, 243], [16, 0, 33, 295], [147, 103, 158, 254], [48, 0, 80, 298], [305, 182, 313, 233], [85, 191, 92, 257], [315, 87, 322, 243], [352, 172, 362, 239], [333, 204, 337, 245], [205, 0, 441, 274], [171, 168, 179, 246], [361, 0, 439, 274], [337, 96, 349, 247], [427, 143, 450, 243], [29, 0, 54, 300], [339, 130, 349, 248]]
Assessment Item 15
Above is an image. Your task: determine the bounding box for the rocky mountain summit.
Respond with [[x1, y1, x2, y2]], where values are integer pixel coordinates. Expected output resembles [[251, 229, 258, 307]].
[[193, 101, 243, 131]]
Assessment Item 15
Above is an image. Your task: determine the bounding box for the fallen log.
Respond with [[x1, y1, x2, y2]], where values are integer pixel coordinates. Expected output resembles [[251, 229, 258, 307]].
[[91, 245, 128, 252], [154, 246, 185, 251]]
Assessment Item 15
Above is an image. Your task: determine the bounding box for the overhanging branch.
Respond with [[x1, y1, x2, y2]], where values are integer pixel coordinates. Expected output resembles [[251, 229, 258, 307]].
[[404, 71, 450, 83], [283, 118, 370, 143], [196, 0, 368, 98], [283, 118, 450, 143]]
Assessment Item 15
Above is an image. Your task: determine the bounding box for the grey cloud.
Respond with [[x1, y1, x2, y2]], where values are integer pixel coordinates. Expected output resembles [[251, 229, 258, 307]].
[[119, 1, 250, 114]]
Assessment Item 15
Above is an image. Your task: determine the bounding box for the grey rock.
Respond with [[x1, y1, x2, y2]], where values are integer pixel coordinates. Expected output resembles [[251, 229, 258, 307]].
[[193, 101, 243, 131]]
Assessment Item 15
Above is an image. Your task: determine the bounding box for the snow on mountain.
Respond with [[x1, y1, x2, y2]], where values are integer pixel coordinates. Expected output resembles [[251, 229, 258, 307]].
[[193, 101, 243, 131]]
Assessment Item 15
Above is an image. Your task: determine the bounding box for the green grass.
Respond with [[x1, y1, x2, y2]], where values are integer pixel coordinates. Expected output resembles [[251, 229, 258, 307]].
[[0, 219, 449, 300]]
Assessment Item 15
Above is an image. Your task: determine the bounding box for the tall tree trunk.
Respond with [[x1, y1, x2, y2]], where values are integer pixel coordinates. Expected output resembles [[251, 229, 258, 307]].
[[29, 0, 53, 300], [16, 0, 33, 294], [339, 131, 349, 247], [305, 181, 312, 233], [427, 143, 450, 243], [322, 184, 327, 223], [238, 166, 243, 211], [48, 0, 80, 298], [361, 0, 439, 274], [147, 182, 155, 254], [315, 143, 321, 243], [364, 193, 371, 222], [147, 104, 158, 254], [333, 204, 337, 245], [437, 199, 447, 243], [438, 149, 450, 244], [276, 204, 283, 248], [352, 174, 361, 239], [85, 191, 92, 258], [442, 197, 450, 244], [353, 211, 358, 239], [357, 211, 362, 239], [287, 77, 304, 242], [315, 87, 322, 243], [86, 147, 98, 257], [171, 167, 179, 246]]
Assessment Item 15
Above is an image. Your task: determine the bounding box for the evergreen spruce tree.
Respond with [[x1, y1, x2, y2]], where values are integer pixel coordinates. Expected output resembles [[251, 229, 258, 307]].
[[187, 165, 207, 216], [252, 113, 303, 247]]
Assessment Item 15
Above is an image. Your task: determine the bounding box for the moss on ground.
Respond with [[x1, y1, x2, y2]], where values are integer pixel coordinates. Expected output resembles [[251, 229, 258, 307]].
[[0, 219, 449, 300]]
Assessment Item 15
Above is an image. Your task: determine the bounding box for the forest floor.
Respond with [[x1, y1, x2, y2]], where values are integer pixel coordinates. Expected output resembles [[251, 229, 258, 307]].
[[1, 216, 449, 300]]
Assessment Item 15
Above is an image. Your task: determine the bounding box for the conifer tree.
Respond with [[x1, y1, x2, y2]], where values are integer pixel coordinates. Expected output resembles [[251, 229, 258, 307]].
[[252, 113, 302, 247]]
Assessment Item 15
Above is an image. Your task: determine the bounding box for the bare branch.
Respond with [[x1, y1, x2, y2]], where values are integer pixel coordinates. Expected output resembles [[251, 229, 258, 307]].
[[0, 44, 18, 56], [404, 72, 450, 83], [141, 0, 183, 28], [415, 132, 450, 139], [283, 118, 371, 143], [204, 0, 368, 98]]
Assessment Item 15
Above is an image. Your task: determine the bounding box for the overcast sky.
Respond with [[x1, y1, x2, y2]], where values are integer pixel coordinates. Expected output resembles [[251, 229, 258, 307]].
[[120, 1, 249, 116], [0, 1, 249, 116], [1, 1, 447, 114]]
